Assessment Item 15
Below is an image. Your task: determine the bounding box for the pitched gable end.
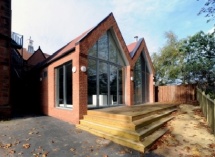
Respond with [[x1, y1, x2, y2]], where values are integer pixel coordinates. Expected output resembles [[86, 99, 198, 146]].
[[78, 13, 132, 66], [129, 38, 155, 74]]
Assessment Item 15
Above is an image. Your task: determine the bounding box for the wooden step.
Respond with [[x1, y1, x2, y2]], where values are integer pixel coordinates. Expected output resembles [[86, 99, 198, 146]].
[[87, 110, 132, 122], [79, 116, 173, 141], [76, 124, 146, 153], [83, 108, 176, 131], [77, 104, 178, 153], [87, 104, 178, 122], [131, 105, 178, 121], [83, 114, 135, 130], [137, 116, 173, 140], [79, 119, 140, 141], [142, 128, 168, 149], [77, 125, 169, 153], [133, 108, 177, 130]]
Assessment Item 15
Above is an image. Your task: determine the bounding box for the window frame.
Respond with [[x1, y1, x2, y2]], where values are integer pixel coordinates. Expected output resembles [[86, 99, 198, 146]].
[[55, 61, 72, 109]]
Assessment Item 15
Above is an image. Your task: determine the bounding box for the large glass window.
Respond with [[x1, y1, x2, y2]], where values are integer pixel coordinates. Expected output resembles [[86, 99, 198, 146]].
[[87, 59, 97, 105], [99, 62, 108, 105], [55, 61, 72, 108], [134, 57, 143, 104], [87, 30, 125, 108], [110, 65, 117, 105], [134, 53, 150, 104], [98, 33, 108, 60]]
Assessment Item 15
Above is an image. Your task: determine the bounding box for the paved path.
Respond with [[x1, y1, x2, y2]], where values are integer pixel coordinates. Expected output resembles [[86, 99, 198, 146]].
[[0, 104, 215, 157], [0, 116, 143, 157]]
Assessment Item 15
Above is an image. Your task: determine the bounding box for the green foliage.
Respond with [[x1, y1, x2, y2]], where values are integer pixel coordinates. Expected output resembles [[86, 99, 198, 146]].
[[152, 31, 185, 85], [180, 31, 215, 85], [152, 31, 215, 87]]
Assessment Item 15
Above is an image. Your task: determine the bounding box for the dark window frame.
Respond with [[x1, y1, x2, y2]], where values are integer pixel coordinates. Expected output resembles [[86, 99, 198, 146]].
[[55, 61, 72, 109]]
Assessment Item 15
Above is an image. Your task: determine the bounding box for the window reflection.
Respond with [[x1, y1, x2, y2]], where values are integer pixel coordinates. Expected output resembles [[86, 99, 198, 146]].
[[134, 53, 150, 104], [87, 31, 125, 108], [56, 62, 72, 108]]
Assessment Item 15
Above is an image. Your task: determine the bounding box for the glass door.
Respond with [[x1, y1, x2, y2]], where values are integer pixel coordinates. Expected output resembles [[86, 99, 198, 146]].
[[99, 62, 108, 106]]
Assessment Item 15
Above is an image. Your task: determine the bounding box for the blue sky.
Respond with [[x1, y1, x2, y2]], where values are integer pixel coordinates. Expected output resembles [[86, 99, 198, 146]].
[[12, 0, 214, 55]]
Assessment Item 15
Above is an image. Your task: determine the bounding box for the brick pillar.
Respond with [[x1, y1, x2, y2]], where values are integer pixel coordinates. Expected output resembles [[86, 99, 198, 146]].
[[125, 66, 134, 106], [73, 44, 87, 123], [149, 74, 155, 103], [0, 0, 12, 119]]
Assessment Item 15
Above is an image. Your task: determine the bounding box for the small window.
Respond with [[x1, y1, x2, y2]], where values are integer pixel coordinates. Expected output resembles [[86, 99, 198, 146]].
[[43, 71, 47, 78], [55, 61, 72, 108]]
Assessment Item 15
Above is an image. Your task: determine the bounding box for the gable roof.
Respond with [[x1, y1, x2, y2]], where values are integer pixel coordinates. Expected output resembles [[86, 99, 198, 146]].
[[127, 41, 137, 54], [27, 46, 47, 66], [78, 13, 132, 66], [127, 38, 155, 74]]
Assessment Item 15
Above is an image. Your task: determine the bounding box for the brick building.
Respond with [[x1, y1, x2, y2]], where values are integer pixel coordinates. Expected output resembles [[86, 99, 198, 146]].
[[39, 13, 155, 124], [11, 44, 49, 115], [0, 0, 48, 117], [0, 0, 12, 118]]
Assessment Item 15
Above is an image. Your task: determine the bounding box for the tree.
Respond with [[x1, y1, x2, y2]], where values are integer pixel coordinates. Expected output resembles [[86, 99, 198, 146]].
[[198, 0, 215, 22], [151, 31, 185, 85], [152, 31, 215, 86], [179, 31, 215, 86]]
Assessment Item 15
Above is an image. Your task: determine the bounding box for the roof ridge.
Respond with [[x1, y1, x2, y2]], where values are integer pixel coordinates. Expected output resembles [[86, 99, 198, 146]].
[[130, 38, 144, 58]]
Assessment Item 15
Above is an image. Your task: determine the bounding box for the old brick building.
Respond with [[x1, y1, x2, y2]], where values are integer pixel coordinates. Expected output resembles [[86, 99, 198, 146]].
[[0, 0, 12, 118]]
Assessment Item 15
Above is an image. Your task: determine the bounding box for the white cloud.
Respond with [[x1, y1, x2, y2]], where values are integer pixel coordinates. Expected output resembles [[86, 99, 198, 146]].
[[208, 27, 215, 34]]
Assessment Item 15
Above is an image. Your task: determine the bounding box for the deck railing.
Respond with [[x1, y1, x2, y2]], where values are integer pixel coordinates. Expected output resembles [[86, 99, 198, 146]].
[[197, 88, 215, 135]]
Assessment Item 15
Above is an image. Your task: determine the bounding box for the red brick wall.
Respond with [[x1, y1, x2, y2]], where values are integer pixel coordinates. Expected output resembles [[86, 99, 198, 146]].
[[0, 0, 11, 118], [40, 50, 82, 124]]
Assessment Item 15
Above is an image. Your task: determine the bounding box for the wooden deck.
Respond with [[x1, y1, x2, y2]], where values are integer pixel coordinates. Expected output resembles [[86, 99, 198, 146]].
[[77, 103, 179, 153], [92, 103, 178, 116]]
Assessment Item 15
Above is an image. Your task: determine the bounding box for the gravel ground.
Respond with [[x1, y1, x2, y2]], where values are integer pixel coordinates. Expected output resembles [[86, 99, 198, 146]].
[[145, 104, 215, 157], [0, 104, 214, 157]]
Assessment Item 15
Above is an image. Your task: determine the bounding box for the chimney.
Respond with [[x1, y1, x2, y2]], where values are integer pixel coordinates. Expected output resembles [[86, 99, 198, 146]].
[[28, 36, 34, 53], [134, 36, 138, 42]]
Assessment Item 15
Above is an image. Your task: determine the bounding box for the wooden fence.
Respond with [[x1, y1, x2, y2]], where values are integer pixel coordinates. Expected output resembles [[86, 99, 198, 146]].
[[197, 88, 215, 135], [155, 84, 196, 103]]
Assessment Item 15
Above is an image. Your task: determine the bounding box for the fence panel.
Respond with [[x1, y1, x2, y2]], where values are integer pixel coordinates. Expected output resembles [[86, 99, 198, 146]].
[[155, 84, 196, 103], [197, 88, 215, 135]]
